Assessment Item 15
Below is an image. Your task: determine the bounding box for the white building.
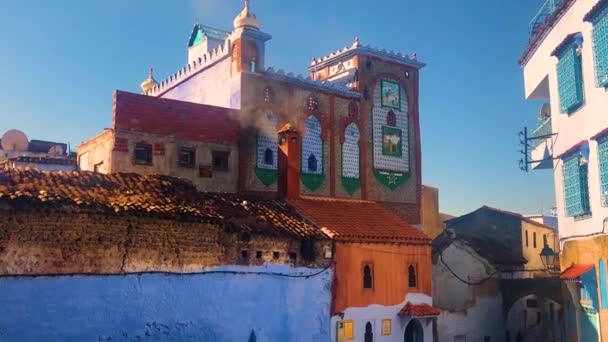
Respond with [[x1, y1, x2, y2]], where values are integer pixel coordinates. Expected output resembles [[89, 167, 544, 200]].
[[520, 0, 608, 340]]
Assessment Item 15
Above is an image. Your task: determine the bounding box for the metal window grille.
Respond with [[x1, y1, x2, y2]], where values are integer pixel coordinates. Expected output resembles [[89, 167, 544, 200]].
[[557, 46, 585, 114], [598, 138, 608, 206], [592, 9, 608, 87], [562, 155, 591, 216]]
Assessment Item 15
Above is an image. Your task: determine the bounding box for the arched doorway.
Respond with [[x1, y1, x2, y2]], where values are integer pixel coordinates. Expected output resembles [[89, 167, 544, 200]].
[[364, 322, 373, 342], [404, 319, 423, 342]]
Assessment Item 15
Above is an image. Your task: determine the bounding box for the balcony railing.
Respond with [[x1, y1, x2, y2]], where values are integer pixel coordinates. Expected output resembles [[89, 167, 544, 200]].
[[531, 118, 552, 149], [529, 0, 562, 37]]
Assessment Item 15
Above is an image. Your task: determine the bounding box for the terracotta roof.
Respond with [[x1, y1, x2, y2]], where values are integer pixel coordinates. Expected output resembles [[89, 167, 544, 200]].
[[0, 169, 325, 239], [113, 90, 240, 145], [584, 0, 608, 22], [550, 32, 581, 57], [560, 263, 594, 280], [398, 302, 441, 317], [289, 196, 430, 244], [1, 156, 76, 166]]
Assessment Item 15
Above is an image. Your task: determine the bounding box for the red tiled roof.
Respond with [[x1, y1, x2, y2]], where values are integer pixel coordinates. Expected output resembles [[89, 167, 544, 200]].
[[398, 302, 441, 317], [550, 32, 581, 57], [519, 0, 576, 66], [289, 196, 430, 244], [113, 90, 240, 145], [584, 0, 608, 22], [560, 263, 594, 280], [0, 169, 325, 239]]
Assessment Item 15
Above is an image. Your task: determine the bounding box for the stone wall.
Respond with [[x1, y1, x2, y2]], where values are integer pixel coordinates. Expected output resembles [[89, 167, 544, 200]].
[[0, 209, 330, 275]]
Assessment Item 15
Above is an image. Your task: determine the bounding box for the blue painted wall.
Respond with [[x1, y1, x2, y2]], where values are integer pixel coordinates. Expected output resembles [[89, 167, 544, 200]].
[[0, 265, 332, 342]]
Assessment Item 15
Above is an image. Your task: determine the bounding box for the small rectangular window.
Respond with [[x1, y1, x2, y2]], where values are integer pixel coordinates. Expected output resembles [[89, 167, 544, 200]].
[[525, 230, 529, 247], [381, 319, 392, 336], [533, 232, 537, 248], [178, 147, 195, 168], [543, 234, 548, 246], [273, 251, 280, 260], [212, 151, 229, 171], [255, 251, 263, 259], [134, 143, 152, 165], [343, 320, 354, 340]]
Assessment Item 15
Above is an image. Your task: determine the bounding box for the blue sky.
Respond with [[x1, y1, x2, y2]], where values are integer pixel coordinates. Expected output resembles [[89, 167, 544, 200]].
[[0, 0, 554, 216]]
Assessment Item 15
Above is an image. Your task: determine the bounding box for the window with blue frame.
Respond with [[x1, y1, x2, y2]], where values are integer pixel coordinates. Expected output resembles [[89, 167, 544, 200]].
[[598, 136, 608, 206], [554, 33, 585, 114], [585, 1, 608, 87], [562, 151, 591, 217]]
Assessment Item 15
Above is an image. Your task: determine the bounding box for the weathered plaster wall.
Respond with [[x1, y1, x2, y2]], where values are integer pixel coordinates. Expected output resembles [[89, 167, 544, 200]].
[[333, 242, 431, 314], [330, 293, 434, 342], [433, 242, 504, 342], [77, 129, 114, 173], [0, 265, 332, 342], [111, 130, 239, 193], [421, 185, 442, 239], [0, 210, 329, 275], [521, 221, 558, 272]]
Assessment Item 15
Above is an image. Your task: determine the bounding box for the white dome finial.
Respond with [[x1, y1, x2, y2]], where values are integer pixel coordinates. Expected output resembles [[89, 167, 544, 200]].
[[140, 67, 158, 94], [233, 0, 260, 30]]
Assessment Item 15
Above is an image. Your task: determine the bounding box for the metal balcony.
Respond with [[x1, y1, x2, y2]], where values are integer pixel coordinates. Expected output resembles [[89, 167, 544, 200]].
[[530, 118, 552, 149], [529, 0, 562, 37]]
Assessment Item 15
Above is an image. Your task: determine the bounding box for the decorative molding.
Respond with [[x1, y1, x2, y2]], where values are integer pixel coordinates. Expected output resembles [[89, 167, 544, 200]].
[[262, 68, 360, 98]]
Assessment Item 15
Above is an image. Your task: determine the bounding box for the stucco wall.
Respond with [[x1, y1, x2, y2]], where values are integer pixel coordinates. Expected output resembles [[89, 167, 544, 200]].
[[521, 221, 558, 272], [161, 57, 240, 109], [433, 242, 504, 342], [0, 265, 332, 342], [330, 294, 434, 342], [110, 130, 239, 193], [523, 0, 608, 242], [78, 129, 114, 173]]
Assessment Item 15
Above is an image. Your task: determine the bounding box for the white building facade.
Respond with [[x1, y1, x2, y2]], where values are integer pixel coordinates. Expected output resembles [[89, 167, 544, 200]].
[[521, 0, 608, 340]]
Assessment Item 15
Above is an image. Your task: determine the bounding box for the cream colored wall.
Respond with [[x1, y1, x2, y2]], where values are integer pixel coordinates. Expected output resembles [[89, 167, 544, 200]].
[[521, 221, 558, 271], [111, 130, 238, 193], [77, 130, 114, 173], [523, 0, 608, 241]]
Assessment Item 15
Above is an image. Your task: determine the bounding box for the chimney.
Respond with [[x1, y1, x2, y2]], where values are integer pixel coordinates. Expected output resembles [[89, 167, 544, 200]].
[[277, 123, 300, 199]]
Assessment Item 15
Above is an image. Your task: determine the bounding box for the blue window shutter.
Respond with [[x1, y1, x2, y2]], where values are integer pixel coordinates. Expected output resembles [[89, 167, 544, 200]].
[[592, 7, 608, 87], [562, 154, 591, 216], [557, 45, 585, 114], [598, 137, 608, 206], [600, 259, 608, 309]]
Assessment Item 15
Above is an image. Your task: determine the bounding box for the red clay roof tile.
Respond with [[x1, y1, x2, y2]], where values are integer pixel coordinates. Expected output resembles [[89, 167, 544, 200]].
[[398, 302, 441, 317], [560, 263, 594, 280], [289, 196, 430, 244]]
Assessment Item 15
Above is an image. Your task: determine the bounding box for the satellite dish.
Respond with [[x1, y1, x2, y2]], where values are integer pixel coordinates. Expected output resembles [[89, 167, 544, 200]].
[[1, 129, 29, 151], [48, 145, 65, 155], [538, 103, 551, 121]]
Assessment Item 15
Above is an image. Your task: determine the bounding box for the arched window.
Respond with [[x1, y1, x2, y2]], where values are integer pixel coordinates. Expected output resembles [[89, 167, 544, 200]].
[[342, 123, 360, 180], [301, 115, 323, 175], [264, 148, 273, 165], [363, 264, 373, 289], [408, 265, 417, 288], [308, 154, 317, 172], [600, 259, 608, 309], [386, 110, 397, 127]]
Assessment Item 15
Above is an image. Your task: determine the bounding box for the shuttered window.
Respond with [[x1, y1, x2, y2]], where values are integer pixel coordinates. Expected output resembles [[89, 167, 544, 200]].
[[562, 154, 591, 217], [556, 42, 584, 114], [591, 6, 608, 87], [598, 137, 608, 206]]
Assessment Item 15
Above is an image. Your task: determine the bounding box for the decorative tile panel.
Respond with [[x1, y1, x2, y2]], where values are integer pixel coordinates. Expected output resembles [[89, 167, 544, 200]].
[[372, 79, 409, 173], [342, 123, 360, 179], [301, 115, 323, 175], [256, 111, 278, 170]]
